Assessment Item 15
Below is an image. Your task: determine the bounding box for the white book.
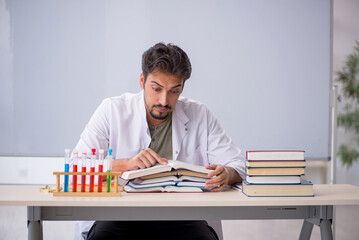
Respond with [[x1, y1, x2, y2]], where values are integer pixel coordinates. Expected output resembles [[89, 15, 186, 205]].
[[133, 176, 179, 185], [246, 150, 305, 161], [176, 181, 206, 188], [128, 181, 176, 189], [246, 175, 301, 184], [124, 185, 204, 193], [133, 175, 207, 185], [128, 180, 206, 189], [178, 175, 208, 183]]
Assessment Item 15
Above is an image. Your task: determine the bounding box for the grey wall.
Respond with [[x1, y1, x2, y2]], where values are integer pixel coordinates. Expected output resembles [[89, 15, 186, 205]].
[[333, 0, 359, 186], [0, 0, 331, 158]]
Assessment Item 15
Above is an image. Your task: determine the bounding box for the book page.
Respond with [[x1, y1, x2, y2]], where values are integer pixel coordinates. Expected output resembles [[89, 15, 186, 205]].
[[134, 176, 178, 184], [176, 181, 206, 188], [128, 181, 176, 189], [164, 186, 203, 193], [121, 163, 172, 180], [168, 160, 211, 174], [124, 185, 164, 193], [232, 183, 242, 191], [178, 175, 207, 182]]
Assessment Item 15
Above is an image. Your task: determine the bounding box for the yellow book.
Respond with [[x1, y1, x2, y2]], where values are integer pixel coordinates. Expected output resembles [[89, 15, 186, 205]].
[[246, 160, 306, 168], [242, 180, 314, 197], [246, 167, 305, 176]]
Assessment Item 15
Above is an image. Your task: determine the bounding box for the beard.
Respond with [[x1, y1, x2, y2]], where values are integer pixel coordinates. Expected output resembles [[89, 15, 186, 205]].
[[144, 99, 172, 120], [149, 107, 170, 120]]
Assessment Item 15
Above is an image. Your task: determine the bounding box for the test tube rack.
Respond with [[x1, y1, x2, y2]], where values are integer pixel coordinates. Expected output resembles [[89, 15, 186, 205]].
[[53, 172, 122, 197]]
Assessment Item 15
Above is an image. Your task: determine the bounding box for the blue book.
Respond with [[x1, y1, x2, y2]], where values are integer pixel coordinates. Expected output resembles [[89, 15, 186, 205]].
[[242, 180, 314, 197]]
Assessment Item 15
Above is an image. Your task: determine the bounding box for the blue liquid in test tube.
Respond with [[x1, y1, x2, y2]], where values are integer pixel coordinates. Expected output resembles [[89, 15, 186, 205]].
[[64, 149, 71, 192]]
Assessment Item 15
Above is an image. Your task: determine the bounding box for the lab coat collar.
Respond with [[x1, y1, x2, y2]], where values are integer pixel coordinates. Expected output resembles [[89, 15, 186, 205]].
[[137, 91, 189, 160], [137, 91, 151, 147], [172, 98, 189, 160]]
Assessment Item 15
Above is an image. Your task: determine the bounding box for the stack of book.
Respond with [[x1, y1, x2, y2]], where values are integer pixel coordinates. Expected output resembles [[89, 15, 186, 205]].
[[121, 160, 211, 193], [242, 150, 314, 197]]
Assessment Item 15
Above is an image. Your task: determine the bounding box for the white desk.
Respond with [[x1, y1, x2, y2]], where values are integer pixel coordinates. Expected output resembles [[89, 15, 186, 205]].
[[1, 184, 359, 240]]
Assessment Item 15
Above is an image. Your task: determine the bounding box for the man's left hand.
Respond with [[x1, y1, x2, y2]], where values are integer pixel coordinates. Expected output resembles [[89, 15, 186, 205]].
[[205, 164, 229, 192]]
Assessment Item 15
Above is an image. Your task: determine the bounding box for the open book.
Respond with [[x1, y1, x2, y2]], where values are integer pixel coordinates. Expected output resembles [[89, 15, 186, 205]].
[[121, 160, 211, 180], [133, 175, 207, 185], [128, 175, 207, 189], [140, 169, 209, 179], [124, 185, 206, 193]]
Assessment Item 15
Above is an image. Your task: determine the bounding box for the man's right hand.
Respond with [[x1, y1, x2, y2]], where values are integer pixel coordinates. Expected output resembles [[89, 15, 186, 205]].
[[111, 148, 167, 172], [126, 148, 168, 171]]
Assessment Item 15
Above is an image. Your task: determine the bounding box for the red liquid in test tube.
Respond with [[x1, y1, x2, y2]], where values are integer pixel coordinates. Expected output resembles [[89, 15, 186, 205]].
[[81, 152, 87, 192], [72, 149, 79, 192], [90, 166, 95, 192], [73, 165, 78, 191], [98, 149, 105, 192], [98, 164, 103, 192], [89, 149, 96, 192]]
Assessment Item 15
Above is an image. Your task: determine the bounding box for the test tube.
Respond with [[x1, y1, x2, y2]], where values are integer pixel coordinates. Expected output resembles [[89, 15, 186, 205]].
[[72, 149, 79, 192], [98, 149, 104, 192], [81, 151, 87, 192], [106, 149, 113, 193], [89, 148, 96, 192], [64, 149, 70, 192]]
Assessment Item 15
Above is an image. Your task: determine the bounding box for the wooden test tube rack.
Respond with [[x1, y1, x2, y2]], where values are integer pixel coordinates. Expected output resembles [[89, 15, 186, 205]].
[[53, 172, 122, 197]]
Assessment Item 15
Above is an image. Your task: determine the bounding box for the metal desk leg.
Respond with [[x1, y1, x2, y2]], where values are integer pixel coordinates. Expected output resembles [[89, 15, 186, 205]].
[[299, 219, 314, 240], [27, 207, 43, 240], [320, 219, 333, 240], [300, 206, 333, 240]]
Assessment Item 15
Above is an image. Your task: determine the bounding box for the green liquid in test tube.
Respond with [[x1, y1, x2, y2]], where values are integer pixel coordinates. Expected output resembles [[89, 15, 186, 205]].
[[106, 149, 113, 192]]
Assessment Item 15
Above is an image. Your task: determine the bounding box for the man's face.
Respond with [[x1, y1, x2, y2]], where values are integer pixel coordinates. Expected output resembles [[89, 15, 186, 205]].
[[140, 71, 184, 126]]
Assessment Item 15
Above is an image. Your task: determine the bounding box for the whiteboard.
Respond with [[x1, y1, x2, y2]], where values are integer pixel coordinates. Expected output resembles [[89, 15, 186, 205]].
[[0, 0, 331, 158]]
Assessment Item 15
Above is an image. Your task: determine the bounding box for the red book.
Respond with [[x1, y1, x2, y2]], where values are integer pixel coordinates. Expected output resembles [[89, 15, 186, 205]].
[[246, 150, 305, 161]]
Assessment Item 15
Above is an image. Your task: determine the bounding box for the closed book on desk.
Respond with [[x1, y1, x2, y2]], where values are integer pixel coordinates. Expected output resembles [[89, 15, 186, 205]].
[[124, 185, 205, 193], [246, 167, 305, 176], [242, 180, 314, 197], [246, 175, 301, 184], [121, 160, 211, 180], [246, 160, 306, 168], [246, 150, 305, 161]]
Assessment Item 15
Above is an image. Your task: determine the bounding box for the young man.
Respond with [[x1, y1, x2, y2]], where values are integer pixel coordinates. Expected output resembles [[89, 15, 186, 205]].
[[74, 43, 245, 240]]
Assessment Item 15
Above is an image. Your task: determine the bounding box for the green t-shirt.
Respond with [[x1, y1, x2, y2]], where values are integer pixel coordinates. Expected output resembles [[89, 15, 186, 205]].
[[148, 115, 173, 160]]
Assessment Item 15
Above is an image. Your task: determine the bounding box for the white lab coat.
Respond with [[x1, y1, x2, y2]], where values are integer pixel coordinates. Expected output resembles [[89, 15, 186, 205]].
[[73, 91, 245, 239]]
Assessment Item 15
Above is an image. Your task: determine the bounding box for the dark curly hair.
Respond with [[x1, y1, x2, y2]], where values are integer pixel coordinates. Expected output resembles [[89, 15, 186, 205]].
[[142, 42, 192, 82]]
